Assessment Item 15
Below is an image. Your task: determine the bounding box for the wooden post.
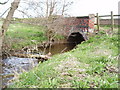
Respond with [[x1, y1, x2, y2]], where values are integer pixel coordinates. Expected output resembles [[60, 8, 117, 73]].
[[111, 11, 114, 31], [96, 13, 100, 31]]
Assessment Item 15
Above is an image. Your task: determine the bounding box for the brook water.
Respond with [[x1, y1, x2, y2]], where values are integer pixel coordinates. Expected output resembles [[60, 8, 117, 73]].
[[2, 39, 77, 88]]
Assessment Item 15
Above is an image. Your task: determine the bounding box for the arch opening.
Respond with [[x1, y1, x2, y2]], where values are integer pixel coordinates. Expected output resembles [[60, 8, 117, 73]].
[[67, 32, 86, 44]]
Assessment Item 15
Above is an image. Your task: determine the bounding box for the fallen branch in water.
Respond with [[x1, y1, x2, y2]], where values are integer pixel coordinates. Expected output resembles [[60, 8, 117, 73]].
[[12, 52, 52, 62]]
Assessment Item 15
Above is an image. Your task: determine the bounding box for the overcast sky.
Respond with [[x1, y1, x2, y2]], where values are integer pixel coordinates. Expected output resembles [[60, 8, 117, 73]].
[[0, 0, 119, 18], [70, 0, 119, 16]]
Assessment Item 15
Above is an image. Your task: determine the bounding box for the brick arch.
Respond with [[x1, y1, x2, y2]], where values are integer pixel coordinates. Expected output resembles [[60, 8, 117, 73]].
[[67, 32, 86, 44]]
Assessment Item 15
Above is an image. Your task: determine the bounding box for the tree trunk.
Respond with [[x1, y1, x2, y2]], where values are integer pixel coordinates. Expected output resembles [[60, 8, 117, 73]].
[[0, 0, 20, 88], [49, 0, 56, 17]]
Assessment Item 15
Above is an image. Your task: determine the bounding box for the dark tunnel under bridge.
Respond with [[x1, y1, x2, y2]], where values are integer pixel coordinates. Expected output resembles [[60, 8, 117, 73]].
[[67, 32, 88, 44]]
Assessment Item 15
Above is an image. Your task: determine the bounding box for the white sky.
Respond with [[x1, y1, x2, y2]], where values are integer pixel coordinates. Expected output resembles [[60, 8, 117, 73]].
[[0, 0, 120, 18], [69, 0, 119, 16]]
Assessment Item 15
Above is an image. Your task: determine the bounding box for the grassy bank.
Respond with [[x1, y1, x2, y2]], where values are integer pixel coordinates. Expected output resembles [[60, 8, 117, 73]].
[[4, 22, 48, 50], [9, 27, 119, 88], [2, 21, 64, 50]]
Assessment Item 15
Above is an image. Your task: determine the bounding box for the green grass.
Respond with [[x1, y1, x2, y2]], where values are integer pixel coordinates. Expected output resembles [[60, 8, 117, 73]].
[[94, 25, 120, 32], [2, 20, 65, 50], [4, 23, 48, 49], [9, 27, 119, 88], [100, 25, 120, 28]]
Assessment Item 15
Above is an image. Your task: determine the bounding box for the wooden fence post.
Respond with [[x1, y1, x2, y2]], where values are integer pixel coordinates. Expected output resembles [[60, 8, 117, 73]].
[[96, 13, 100, 31], [111, 11, 114, 31]]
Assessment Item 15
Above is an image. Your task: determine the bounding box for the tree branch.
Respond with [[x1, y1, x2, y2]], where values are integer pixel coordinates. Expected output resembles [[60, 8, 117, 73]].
[[0, 0, 9, 5], [0, 8, 10, 17]]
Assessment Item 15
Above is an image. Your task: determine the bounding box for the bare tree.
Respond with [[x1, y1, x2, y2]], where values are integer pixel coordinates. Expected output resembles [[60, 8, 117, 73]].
[[17, 0, 45, 18], [61, 0, 73, 15], [1, 0, 20, 37], [0, 0, 20, 88], [46, 0, 73, 17], [49, 0, 57, 17], [19, 0, 73, 18]]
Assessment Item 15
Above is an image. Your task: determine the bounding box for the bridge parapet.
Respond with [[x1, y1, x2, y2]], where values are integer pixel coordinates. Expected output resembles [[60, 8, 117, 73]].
[[64, 14, 95, 36]]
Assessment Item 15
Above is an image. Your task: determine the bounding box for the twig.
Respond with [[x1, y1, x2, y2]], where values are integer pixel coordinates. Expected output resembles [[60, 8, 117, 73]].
[[61, 47, 67, 53], [0, 8, 10, 17]]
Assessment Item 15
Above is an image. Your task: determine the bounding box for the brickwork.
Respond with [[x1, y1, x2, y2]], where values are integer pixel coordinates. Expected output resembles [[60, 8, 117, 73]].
[[64, 14, 95, 36]]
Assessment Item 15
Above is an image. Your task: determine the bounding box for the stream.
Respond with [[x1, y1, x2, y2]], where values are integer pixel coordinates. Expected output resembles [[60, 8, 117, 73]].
[[2, 39, 77, 88]]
